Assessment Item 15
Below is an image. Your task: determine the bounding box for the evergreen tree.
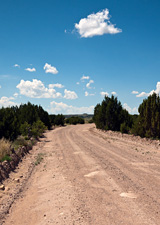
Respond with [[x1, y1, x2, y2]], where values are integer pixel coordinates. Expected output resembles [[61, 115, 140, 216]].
[[134, 93, 160, 138], [93, 95, 132, 132]]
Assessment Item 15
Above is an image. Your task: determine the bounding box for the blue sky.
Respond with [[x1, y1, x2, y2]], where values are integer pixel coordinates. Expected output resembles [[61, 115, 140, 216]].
[[0, 0, 160, 114]]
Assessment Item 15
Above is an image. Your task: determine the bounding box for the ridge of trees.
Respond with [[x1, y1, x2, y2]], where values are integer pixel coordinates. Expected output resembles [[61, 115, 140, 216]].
[[0, 102, 51, 140], [49, 114, 65, 126], [93, 93, 160, 139], [65, 116, 85, 125]]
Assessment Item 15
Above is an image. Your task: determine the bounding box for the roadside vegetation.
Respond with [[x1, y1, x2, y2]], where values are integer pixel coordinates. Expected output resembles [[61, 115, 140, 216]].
[[49, 114, 65, 126], [0, 138, 11, 162], [93, 93, 160, 139], [0, 102, 49, 161], [0, 102, 67, 162], [65, 116, 85, 125]]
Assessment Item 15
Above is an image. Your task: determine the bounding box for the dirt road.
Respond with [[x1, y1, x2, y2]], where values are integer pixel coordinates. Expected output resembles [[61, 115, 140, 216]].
[[2, 124, 160, 224]]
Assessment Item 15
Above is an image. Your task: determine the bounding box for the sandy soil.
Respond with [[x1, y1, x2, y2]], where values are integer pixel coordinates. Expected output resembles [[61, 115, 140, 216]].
[[1, 124, 160, 225]]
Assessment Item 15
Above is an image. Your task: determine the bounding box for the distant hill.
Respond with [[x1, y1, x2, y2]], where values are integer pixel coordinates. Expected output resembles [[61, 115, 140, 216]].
[[64, 114, 93, 121]]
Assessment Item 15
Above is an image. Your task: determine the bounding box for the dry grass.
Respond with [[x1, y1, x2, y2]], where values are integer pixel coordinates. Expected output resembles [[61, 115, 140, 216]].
[[35, 153, 45, 166], [0, 138, 11, 161], [12, 136, 35, 151]]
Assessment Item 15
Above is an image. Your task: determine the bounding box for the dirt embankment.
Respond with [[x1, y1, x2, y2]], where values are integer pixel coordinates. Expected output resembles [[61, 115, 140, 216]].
[[0, 146, 32, 182], [1, 124, 160, 225]]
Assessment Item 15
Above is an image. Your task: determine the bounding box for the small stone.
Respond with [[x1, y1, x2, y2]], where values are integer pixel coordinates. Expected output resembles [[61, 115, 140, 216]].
[[0, 185, 5, 191], [15, 178, 20, 183], [5, 187, 10, 191]]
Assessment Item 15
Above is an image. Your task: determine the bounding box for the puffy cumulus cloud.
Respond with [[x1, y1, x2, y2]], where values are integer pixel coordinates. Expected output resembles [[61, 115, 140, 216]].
[[0, 96, 17, 107], [149, 82, 160, 95], [25, 67, 36, 72], [44, 63, 58, 74], [14, 64, 20, 68], [75, 8, 122, 38], [132, 91, 139, 94], [111, 91, 117, 95], [76, 82, 80, 85], [123, 103, 138, 114], [136, 82, 160, 98], [136, 92, 149, 98], [81, 75, 90, 81], [49, 101, 94, 114], [49, 83, 64, 89], [64, 89, 78, 99], [86, 80, 94, 89], [100, 91, 109, 97], [16, 79, 62, 99]]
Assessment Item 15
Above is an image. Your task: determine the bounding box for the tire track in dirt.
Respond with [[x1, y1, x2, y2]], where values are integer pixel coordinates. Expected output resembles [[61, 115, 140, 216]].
[[63, 126, 156, 225], [65, 125, 160, 224], [2, 124, 160, 225]]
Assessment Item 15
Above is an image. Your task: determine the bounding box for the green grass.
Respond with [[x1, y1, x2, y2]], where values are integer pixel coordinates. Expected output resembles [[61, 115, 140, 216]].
[[1, 155, 12, 162]]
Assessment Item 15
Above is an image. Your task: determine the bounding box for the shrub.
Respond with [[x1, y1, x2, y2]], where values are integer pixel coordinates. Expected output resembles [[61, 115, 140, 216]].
[[120, 122, 129, 134], [20, 122, 32, 138], [0, 138, 11, 161], [88, 119, 93, 123], [1, 155, 12, 162], [93, 95, 133, 131], [66, 117, 85, 125], [54, 114, 65, 126], [31, 120, 47, 138], [12, 136, 29, 150]]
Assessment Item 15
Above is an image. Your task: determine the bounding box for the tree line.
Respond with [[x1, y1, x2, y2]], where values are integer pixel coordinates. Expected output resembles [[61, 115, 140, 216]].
[[93, 93, 160, 139], [0, 102, 65, 141]]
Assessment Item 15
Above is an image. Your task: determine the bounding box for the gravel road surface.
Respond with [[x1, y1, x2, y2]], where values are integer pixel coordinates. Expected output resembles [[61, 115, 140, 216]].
[[2, 124, 160, 225]]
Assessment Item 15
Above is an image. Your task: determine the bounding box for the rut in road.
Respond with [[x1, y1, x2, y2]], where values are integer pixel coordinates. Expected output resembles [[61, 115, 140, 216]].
[[2, 124, 160, 225]]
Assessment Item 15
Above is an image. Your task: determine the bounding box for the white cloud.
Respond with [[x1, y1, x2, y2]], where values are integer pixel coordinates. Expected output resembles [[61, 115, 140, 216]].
[[136, 82, 160, 98], [44, 63, 58, 74], [111, 91, 117, 95], [64, 89, 78, 99], [81, 75, 90, 81], [85, 91, 89, 96], [76, 82, 80, 85], [86, 80, 94, 89], [85, 91, 95, 97], [0, 96, 17, 107], [49, 83, 64, 89], [14, 64, 20, 68], [0, 85, 1, 88], [49, 101, 94, 114], [155, 82, 160, 93], [100, 91, 109, 97], [136, 92, 149, 98], [25, 67, 36, 72], [123, 103, 138, 114], [75, 8, 122, 38], [132, 91, 139, 94], [16, 79, 62, 99], [13, 93, 18, 98]]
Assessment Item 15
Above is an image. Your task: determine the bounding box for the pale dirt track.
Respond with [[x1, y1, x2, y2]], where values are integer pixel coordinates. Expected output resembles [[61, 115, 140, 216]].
[[2, 124, 160, 225]]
